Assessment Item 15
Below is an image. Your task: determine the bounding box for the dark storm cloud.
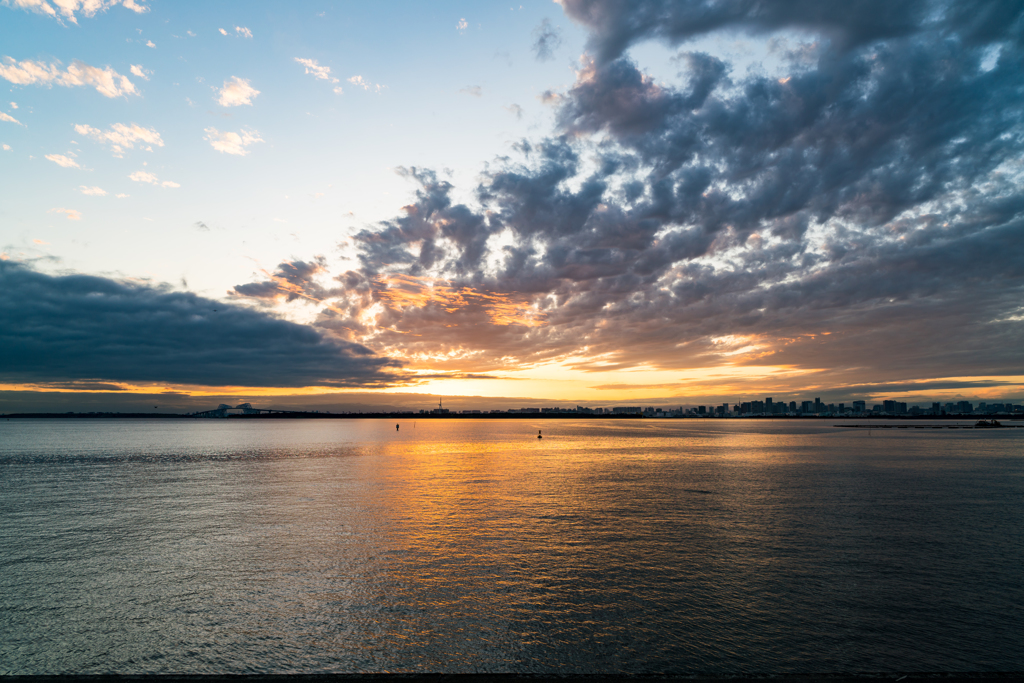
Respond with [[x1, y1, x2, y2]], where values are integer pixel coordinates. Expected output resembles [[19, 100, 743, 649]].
[[532, 18, 563, 61], [34, 381, 127, 391], [0, 261, 400, 388], [831, 379, 1021, 395], [233, 257, 341, 304], [350, 167, 492, 278], [231, 0, 1024, 389], [559, 0, 1024, 63]]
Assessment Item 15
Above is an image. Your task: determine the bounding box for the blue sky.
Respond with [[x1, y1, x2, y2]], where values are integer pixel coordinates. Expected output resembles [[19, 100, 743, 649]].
[[2, 0, 1023, 411], [2, 1, 584, 294]]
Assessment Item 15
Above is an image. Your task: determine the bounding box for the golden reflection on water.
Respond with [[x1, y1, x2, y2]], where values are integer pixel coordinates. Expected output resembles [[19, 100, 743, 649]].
[[1, 418, 1022, 673]]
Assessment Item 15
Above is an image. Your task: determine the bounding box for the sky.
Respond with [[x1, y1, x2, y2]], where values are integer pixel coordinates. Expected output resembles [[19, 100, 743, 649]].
[[1, 0, 1023, 413]]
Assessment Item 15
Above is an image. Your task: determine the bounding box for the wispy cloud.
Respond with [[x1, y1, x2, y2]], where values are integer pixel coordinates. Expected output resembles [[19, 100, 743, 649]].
[[295, 57, 339, 85], [74, 122, 163, 156], [129, 64, 150, 80], [456, 17, 467, 33], [145, 40, 155, 48], [504, 103, 523, 119], [460, 85, 482, 97], [537, 89, 561, 105], [45, 153, 78, 168], [531, 18, 562, 61], [79, 186, 106, 195], [3, 0, 148, 24], [217, 26, 251, 38], [296, 57, 343, 93], [129, 170, 179, 187], [216, 76, 259, 106], [48, 207, 81, 220], [0, 111, 22, 125], [203, 127, 263, 156], [0, 57, 138, 98], [347, 75, 384, 93]]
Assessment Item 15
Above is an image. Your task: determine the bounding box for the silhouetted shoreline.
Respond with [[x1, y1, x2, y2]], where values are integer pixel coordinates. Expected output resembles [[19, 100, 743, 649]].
[[2, 673, 1022, 682], [3, 412, 1020, 421]]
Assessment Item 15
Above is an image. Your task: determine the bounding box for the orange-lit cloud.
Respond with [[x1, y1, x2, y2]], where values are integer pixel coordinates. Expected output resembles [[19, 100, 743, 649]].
[[376, 274, 544, 327]]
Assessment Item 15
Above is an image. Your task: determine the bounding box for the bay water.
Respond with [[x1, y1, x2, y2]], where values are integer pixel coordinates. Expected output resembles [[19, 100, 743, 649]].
[[1, 418, 1021, 673]]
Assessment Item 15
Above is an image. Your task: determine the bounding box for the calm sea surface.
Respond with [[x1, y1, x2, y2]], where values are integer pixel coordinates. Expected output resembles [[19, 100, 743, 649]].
[[1, 418, 1021, 674]]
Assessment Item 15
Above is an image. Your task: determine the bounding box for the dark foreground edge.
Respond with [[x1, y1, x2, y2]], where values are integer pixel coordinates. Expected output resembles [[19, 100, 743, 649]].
[[2, 674, 1023, 683]]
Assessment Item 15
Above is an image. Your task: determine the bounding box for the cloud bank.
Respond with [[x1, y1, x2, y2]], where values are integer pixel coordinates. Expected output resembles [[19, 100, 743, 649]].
[[232, 0, 1024, 394], [0, 261, 401, 388]]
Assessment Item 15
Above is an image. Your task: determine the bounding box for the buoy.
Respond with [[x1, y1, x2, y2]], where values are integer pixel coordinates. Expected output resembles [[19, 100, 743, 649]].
[[396, 423, 400, 431], [538, 429, 543, 439]]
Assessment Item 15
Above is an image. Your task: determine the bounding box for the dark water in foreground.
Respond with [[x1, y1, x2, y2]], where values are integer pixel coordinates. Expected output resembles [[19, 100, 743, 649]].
[[0, 418, 1021, 674]]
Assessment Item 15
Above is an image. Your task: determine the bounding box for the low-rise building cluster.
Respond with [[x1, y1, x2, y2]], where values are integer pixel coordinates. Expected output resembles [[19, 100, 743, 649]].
[[636, 398, 1024, 417], [423, 398, 1024, 417]]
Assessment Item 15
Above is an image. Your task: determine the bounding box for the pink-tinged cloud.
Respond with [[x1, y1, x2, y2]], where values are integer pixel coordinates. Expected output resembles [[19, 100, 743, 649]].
[[216, 76, 259, 106], [203, 127, 263, 155], [74, 122, 162, 156], [45, 153, 79, 168], [48, 208, 82, 220], [4, 0, 148, 23], [129, 170, 179, 187], [0, 57, 138, 98]]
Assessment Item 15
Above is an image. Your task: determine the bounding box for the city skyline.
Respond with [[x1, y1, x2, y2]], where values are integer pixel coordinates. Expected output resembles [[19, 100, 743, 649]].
[[2, 0, 1023, 410]]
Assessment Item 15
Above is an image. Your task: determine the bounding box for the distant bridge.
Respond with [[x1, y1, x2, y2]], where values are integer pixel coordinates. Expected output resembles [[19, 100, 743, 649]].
[[190, 403, 298, 418]]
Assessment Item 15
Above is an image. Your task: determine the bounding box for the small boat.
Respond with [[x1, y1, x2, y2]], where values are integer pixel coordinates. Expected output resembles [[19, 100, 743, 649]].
[[975, 419, 1003, 428]]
